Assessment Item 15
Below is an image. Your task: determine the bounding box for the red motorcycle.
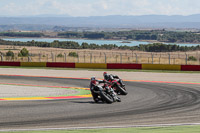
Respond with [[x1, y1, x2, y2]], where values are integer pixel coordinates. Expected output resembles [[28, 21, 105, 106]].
[[107, 79, 128, 95]]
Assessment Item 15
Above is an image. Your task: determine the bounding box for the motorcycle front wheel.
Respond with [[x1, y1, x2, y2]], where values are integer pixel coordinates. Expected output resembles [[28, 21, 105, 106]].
[[100, 91, 114, 104], [116, 85, 128, 95]]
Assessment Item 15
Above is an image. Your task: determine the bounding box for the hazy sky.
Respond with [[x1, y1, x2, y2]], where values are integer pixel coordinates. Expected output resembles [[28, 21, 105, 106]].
[[0, 0, 200, 16]]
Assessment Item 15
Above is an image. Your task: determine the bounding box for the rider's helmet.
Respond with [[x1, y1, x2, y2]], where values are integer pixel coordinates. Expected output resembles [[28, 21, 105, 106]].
[[103, 72, 109, 80], [103, 72, 107, 76], [91, 76, 96, 85]]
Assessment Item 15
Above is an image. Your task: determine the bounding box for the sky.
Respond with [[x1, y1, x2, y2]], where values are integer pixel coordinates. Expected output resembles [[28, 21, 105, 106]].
[[0, 0, 200, 17]]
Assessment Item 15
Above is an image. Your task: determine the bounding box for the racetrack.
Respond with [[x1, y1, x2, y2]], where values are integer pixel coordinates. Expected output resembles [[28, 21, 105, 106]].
[[0, 75, 200, 130]]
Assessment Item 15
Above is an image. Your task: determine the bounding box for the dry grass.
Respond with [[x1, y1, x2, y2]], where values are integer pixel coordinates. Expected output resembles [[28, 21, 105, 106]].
[[0, 45, 200, 65]]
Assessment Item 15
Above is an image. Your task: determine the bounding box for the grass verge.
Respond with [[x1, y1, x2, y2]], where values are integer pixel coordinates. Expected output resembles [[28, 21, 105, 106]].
[[1, 125, 200, 133], [0, 66, 200, 73]]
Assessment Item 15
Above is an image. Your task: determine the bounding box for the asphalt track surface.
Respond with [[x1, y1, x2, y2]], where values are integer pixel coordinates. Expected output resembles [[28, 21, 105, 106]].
[[0, 75, 200, 130]]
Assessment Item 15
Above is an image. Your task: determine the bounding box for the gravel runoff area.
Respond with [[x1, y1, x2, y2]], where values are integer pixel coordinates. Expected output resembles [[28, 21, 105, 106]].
[[0, 84, 78, 98], [0, 68, 200, 82]]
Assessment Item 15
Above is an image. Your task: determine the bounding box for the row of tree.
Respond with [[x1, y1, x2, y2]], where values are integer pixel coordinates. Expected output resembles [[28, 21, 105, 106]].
[[58, 30, 200, 43], [0, 32, 44, 37], [5, 48, 78, 58], [57, 30, 160, 40], [0, 39, 200, 52], [1, 30, 200, 43]]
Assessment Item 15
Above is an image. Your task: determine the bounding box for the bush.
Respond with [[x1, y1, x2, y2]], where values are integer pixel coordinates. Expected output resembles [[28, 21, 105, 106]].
[[188, 56, 197, 61], [57, 53, 63, 58], [6, 50, 14, 57], [18, 48, 29, 57], [68, 52, 78, 57]]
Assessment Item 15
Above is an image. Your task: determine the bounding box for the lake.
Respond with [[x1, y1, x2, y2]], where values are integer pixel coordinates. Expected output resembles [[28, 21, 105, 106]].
[[2, 38, 200, 47]]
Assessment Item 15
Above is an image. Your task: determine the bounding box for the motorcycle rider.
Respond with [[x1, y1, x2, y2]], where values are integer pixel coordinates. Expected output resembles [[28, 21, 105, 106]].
[[90, 76, 105, 103], [103, 72, 125, 87]]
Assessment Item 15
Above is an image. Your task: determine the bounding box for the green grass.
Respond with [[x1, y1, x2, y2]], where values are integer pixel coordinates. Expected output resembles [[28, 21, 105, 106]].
[[2, 125, 200, 133], [0, 66, 200, 73]]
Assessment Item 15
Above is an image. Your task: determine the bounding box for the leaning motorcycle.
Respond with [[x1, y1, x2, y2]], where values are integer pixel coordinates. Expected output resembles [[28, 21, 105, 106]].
[[109, 79, 128, 95], [94, 85, 121, 104]]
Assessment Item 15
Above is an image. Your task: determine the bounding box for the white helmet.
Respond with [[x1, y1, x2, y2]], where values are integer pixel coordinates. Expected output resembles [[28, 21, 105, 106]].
[[91, 76, 96, 81]]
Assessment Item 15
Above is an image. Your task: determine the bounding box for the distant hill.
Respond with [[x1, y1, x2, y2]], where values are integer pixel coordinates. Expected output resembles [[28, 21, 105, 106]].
[[0, 14, 200, 31]]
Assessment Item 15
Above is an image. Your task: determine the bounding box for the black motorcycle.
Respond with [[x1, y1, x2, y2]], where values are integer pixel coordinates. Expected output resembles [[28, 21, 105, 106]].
[[93, 84, 121, 104]]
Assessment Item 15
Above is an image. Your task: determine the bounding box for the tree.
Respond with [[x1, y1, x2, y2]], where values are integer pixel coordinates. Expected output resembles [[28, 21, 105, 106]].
[[6, 50, 14, 57], [18, 48, 29, 57], [68, 52, 78, 57], [57, 53, 63, 58], [81, 42, 89, 49], [188, 56, 197, 61]]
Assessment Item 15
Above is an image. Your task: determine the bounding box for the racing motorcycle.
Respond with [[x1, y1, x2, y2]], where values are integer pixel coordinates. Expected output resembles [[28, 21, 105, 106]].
[[93, 84, 121, 104], [107, 79, 128, 95]]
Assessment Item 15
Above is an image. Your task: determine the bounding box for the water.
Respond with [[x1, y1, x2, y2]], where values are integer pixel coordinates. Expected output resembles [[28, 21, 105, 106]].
[[2, 38, 200, 47], [2, 38, 150, 46]]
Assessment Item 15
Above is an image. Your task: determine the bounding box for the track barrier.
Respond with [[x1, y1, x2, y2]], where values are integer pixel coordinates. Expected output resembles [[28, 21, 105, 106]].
[[107, 63, 142, 69], [0, 61, 20, 66], [47, 62, 75, 68], [142, 64, 181, 71], [0, 62, 200, 71], [181, 65, 200, 71], [75, 63, 107, 69], [21, 62, 46, 67]]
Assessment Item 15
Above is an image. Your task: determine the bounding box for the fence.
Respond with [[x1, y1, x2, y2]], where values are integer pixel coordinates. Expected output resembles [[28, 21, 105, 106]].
[[0, 50, 200, 65]]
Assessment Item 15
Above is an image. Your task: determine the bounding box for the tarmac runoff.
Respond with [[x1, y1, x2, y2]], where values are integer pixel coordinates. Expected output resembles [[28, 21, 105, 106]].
[[0, 83, 92, 101]]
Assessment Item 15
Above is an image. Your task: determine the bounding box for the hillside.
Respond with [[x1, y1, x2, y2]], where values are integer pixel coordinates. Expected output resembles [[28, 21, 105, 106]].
[[0, 14, 200, 31]]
